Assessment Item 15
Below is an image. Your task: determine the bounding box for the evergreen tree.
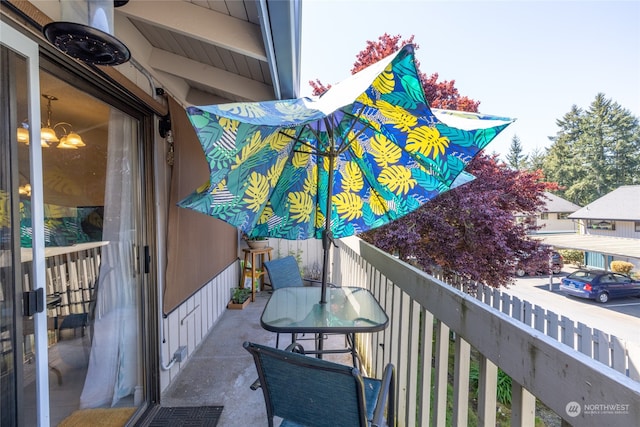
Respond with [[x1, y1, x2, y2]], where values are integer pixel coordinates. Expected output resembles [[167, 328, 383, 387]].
[[505, 135, 528, 170], [527, 147, 546, 171], [543, 94, 640, 205]]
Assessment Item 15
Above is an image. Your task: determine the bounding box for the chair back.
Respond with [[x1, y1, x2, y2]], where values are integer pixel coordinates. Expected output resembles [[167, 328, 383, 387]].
[[263, 256, 304, 289], [243, 341, 369, 427]]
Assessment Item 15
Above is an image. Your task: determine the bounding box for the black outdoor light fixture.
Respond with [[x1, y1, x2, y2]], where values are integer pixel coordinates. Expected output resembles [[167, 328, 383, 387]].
[[43, 0, 131, 66]]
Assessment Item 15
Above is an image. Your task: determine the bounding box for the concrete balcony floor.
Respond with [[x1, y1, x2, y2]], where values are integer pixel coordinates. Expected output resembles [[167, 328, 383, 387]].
[[160, 289, 352, 426]]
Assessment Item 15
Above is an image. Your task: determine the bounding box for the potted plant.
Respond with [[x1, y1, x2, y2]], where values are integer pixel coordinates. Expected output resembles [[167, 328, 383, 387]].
[[227, 287, 251, 309], [242, 233, 269, 250]]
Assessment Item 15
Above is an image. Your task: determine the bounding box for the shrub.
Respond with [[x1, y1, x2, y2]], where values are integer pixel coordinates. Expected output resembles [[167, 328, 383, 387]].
[[558, 249, 584, 266], [610, 260, 634, 274], [469, 365, 512, 405]]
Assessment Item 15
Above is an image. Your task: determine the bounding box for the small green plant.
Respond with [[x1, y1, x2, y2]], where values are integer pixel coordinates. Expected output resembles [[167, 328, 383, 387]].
[[231, 287, 251, 304], [469, 365, 512, 405], [496, 369, 512, 405], [288, 249, 304, 275], [241, 232, 268, 242]]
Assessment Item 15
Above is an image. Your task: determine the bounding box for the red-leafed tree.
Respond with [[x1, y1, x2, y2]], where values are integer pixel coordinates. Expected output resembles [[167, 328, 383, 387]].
[[309, 33, 480, 112], [317, 34, 557, 287], [362, 154, 558, 287]]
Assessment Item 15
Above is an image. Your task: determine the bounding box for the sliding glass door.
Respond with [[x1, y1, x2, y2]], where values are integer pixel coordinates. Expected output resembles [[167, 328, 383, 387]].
[[1, 21, 44, 426], [2, 20, 149, 426]]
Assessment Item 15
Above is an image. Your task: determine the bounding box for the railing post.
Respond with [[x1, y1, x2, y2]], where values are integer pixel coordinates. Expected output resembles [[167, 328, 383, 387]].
[[419, 309, 434, 426], [627, 342, 640, 381], [511, 382, 535, 426], [560, 315, 575, 349], [593, 329, 610, 366], [577, 322, 593, 356], [477, 356, 497, 427], [610, 336, 626, 374], [452, 336, 470, 427], [432, 321, 449, 427], [547, 311, 559, 340], [394, 290, 410, 423], [511, 296, 523, 322], [501, 293, 511, 316]]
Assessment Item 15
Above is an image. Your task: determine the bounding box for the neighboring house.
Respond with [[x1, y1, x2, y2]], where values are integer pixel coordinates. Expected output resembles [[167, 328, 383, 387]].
[[542, 185, 640, 271], [569, 185, 640, 239], [534, 192, 581, 233], [515, 192, 581, 234]]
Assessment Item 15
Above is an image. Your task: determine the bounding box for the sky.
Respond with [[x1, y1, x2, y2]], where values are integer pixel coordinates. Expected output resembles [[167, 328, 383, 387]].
[[299, 0, 640, 159]]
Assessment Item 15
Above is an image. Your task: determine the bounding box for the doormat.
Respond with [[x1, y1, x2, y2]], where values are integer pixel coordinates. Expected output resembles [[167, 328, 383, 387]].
[[58, 407, 136, 426], [148, 406, 224, 426]]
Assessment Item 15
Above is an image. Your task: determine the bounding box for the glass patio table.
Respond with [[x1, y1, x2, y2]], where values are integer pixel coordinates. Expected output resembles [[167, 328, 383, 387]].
[[260, 286, 388, 365]]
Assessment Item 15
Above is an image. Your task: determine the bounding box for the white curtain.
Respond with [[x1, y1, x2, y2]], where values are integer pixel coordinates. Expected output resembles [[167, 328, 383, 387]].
[[80, 109, 141, 408]]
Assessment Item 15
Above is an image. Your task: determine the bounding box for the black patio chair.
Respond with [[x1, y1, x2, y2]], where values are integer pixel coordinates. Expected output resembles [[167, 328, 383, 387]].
[[244, 341, 395, 427]]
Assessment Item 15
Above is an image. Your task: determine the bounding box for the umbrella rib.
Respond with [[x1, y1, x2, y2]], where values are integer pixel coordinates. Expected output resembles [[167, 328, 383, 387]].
[[279, 123, 338, 158], [323, 116, 336, 155], [336, 105, 374, 155], [278, 127, 323, 157]]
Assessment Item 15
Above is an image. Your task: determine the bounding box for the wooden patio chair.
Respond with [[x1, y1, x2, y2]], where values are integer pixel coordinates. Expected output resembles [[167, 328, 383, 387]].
[[243, 341, 395, 427]]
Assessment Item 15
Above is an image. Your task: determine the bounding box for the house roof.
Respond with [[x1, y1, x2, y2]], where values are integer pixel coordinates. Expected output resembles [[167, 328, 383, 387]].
[[513, 192, 580, 217], [537, 233, 640, 260], [568, 185, 640, 221], [542, 192, 581, 213]]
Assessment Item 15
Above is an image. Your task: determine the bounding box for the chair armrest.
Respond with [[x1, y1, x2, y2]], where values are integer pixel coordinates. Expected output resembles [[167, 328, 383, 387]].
[[371, 363, 395, 427], [249, 343, 306, 391]]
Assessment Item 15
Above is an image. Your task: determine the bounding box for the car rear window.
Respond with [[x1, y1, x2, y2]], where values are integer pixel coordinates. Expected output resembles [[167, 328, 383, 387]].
[[568, 271, 598, 281]]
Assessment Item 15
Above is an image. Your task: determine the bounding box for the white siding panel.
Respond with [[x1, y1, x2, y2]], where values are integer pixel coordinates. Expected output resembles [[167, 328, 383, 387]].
[[585, 220, 638, 238], [614, 221, 640, 238], [160, 261, 239, 392], [168, 307, 181, 380], [195, 291, 203, 346]]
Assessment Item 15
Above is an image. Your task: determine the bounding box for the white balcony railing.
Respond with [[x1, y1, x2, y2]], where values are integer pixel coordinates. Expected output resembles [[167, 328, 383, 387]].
[[333, 236, 640, 427]]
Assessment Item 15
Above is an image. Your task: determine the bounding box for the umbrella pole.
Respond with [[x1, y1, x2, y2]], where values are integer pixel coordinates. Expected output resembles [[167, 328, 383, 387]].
[[320, 147, 336, 305]]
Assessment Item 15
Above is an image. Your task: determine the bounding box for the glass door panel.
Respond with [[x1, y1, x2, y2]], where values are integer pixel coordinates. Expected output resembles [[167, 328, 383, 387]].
[[1, 21, 41, 427], [22, 71, 145, 425], [0, 42, 22, 427]]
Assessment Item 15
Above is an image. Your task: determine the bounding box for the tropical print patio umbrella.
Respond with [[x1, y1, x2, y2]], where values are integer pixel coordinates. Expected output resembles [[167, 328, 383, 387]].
[[179, 44, 513, 302]]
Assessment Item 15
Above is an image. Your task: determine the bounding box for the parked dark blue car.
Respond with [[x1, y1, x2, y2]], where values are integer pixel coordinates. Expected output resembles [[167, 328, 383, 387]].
[[560, 270, 640, 303]]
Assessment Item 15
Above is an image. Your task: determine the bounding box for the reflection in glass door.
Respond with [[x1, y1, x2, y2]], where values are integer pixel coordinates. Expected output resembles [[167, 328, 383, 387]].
[[0, 39, 22, 427], [18, 70, 146, 425]]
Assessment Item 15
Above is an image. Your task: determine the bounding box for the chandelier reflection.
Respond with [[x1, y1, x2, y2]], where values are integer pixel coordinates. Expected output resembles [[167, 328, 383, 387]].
[[17, 94, 86, 149]]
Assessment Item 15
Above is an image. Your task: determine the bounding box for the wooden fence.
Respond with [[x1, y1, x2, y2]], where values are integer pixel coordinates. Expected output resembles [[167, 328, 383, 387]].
[[335, 236, 640, 426], [450, 280, 639, 381]]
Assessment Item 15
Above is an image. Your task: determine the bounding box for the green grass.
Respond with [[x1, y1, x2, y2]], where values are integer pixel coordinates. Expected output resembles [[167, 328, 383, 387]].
[[422, 333, 552, 426]]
